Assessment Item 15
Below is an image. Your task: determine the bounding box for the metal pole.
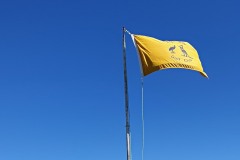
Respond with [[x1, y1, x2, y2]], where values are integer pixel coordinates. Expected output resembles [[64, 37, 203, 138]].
[[123, 27, 131, 160]]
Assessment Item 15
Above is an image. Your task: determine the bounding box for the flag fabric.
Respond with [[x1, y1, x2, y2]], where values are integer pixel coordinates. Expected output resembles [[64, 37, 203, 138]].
[[132, 35, 208, 78]]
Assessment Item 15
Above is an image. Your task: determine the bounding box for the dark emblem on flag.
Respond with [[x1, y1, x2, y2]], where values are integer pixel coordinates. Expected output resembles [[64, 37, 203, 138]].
[[179, 45, 193, 59], [169, 45, 176, 53]]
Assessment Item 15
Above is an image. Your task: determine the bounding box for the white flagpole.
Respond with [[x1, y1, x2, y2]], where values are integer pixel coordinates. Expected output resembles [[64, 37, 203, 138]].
[[123, 27, 131, 160]]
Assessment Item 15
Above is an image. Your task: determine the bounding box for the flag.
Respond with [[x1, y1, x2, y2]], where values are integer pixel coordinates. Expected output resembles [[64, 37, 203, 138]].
[[132, 35, 208, 78]]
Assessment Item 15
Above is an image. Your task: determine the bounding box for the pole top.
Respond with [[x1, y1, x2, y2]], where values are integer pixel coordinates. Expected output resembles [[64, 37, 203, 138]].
[[123, 27, 126, 32]]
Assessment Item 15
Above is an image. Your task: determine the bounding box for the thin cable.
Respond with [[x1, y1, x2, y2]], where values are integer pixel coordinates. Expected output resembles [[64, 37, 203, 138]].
[[141, 76, 144, 160], [125, 29, 131, 35]]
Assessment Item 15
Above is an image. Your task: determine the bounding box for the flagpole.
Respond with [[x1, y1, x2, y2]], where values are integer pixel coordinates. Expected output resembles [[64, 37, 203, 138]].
[[123, 27, 131, 160]]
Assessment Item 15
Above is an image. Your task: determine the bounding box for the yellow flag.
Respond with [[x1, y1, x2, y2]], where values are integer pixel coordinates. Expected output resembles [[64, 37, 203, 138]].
[[132, 35, 208, 78]]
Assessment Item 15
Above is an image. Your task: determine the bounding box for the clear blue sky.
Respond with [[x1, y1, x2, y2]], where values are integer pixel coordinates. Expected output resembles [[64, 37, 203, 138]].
[[0, 0, 240, 160]]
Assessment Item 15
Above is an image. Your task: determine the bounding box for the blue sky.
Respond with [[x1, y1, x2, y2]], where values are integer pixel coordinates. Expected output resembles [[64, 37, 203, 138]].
[[0, 0, 240, 160]]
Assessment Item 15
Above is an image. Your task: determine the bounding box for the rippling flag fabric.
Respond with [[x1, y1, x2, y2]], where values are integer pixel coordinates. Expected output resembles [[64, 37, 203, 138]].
[[132, 35, 208, 78]]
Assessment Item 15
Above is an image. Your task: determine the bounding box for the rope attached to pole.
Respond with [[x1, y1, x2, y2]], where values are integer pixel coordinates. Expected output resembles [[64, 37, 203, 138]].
[[141, 76, 145, 160], [123, 27, 145, 160]]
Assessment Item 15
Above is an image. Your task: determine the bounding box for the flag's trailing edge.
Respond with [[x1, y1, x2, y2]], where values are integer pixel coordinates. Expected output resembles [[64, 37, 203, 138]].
[[130, 34, 208, 78]]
